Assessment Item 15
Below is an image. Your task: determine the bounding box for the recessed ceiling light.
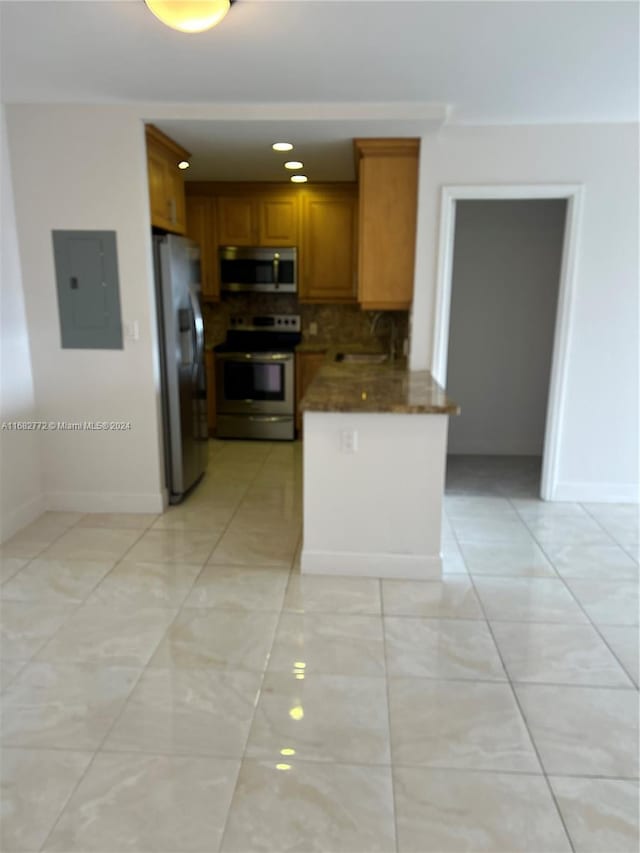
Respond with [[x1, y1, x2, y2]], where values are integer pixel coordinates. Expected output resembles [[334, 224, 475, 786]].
[[290, 175, 308, 183], [178, 160, 190, 170], [284, 161, 303, 170], [272, 142, 293, 152]]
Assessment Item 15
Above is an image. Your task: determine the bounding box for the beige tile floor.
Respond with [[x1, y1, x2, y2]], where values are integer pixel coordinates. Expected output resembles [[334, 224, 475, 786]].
[[0, 440, 638, 852]]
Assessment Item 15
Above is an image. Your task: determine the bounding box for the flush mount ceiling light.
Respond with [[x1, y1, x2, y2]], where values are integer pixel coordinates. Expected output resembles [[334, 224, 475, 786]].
[[284, 161, 303, 170], [291, 175, 308, 184], [145, 0, 235, 34], [272, 142, 293, 152]]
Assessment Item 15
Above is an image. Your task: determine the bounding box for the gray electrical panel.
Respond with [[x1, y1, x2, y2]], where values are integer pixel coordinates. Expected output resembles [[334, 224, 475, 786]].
[[52, 230, 123, 349]]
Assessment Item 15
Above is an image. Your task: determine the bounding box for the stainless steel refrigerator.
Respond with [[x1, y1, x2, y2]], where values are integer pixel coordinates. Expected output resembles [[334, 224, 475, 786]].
[[153, 234, 208, 504]]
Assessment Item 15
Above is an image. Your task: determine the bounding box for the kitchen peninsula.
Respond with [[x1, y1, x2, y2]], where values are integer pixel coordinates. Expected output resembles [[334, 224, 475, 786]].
[[300, 353, 459, 579]]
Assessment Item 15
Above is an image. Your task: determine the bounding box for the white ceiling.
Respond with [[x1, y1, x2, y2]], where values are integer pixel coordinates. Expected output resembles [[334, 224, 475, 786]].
[[154, 118, 432, 181], [1, 1, 637, 181]]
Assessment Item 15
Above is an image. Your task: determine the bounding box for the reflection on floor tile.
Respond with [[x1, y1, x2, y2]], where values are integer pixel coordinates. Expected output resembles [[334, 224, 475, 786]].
[[0, 602, 74, 661], [85, 559, 202, 608], [388, 678, 540, 771], [0, 445, 637, 851], [459, 541, 556, 577], [544, 543, 639, 581], [0, 557, 28, 584], [221, 759, 396, 853], [394, 767, 571, 852], [105, 667, 261, 758], [564, 578, 639, 626], [384, 617, 506, 680], [1, 558, 113, 604], [1, 662, 139, 749], [268, 612, 386, 677], [473, 576, 588, 623], [39, 527, 141, 562], [150, 608, 279, 671], [246, 671, 390, 765], [285, 574, 381, 614], [75, 513, 159, 530], [43, 752, 240, 853], [550, 776, 640, 853], [599, 625, 640, 686], [516, 684, 639, 777], [0, 747, 92, 853], [185, 564, 288, 611], [125, 529, 220, 565], [491, 622, 633, 686], [36, 604, 178, 666], [382, 577, 483, 618]]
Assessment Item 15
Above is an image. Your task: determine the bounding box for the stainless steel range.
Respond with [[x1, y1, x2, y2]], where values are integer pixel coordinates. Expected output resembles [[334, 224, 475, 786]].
[[214, 314, 301, 440]]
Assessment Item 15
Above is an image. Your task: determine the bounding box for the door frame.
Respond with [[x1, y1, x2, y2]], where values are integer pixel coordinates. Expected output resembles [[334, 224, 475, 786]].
[[431, 184, 585, 501]]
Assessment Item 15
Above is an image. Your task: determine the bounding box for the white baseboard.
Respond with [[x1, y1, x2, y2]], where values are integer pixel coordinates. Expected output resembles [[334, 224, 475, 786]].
[[551, 481, 639, 503], [0, 493, 47, 543], [45, 491, 165, 514], [301, 548, 442, 580]]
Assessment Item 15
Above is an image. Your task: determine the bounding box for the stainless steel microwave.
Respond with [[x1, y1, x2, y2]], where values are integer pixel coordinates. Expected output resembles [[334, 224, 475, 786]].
[[219, 247, 297, 294]]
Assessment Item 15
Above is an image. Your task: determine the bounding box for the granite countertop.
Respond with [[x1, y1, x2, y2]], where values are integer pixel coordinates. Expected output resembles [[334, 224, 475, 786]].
[[300, 346, 460, 415], [295, 341, 331, 354]]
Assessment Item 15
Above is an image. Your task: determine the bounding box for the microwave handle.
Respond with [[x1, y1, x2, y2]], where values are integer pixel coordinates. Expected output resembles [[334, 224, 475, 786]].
[[273, 252, 280, 289]]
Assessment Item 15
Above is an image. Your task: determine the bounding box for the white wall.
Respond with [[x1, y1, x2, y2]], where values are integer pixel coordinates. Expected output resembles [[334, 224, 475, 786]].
[[411, 123, 639, 501], [447, 199, 566, 456], [6, 106, 165, 513], [0, 105, 44, 540]]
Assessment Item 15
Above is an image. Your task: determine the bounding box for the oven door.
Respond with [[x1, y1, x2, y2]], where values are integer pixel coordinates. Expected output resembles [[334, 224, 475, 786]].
[[216, 352, 294, 415]]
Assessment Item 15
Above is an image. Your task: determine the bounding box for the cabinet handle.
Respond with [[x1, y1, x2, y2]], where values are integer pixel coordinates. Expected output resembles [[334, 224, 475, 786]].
[[168, 198, 177, 224]]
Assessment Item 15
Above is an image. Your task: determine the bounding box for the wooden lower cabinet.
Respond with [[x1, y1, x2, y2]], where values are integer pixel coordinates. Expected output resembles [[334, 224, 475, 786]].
[[295, 351, 326, 434], [205, 350, 216, 436]]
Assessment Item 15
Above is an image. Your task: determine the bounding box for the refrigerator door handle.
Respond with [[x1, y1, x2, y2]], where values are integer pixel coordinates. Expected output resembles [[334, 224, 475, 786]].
[[189, 287, 205, 380]]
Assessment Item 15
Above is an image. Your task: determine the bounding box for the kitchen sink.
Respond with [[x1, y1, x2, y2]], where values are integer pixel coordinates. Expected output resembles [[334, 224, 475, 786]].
[[334, 352, 388, 364]]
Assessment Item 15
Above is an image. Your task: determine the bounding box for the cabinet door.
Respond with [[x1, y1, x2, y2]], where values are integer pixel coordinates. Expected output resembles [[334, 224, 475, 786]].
[[356, 140, 419, 310], [300, 190, 357, 302], [295, 351, 326, 433], [147, 143, 171, 229], [217, 197, 256, 245], [186, 196, 219, 301], [259, 197, 299, 246]]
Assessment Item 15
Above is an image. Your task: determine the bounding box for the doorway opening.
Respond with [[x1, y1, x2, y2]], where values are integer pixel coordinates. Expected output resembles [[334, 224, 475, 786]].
[[431, 185, 584, 500]]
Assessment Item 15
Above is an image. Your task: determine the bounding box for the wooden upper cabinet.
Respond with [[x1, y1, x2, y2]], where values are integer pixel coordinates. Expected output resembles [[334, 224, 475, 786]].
[[216, 196, 256, 245], [354, 139, 420, 311], [300, 187, 357, 303], [145, 125, 190, 235], [216, 191, 298, 246], [259, 198, 298, 246], [186, 196, 219, 301]]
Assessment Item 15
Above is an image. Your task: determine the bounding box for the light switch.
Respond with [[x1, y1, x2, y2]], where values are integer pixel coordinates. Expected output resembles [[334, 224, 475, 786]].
[[340, 429, 358, 453], [125, 320, 140, 342]]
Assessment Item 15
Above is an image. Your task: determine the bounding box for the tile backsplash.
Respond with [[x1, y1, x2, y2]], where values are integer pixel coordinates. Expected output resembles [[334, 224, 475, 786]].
[[203, 295, 409, 351]]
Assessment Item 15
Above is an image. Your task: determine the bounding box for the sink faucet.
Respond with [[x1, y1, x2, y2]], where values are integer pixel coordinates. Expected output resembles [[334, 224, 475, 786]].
[[369, 311, 399, 362]]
